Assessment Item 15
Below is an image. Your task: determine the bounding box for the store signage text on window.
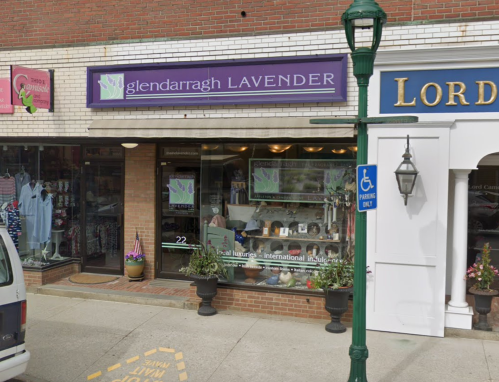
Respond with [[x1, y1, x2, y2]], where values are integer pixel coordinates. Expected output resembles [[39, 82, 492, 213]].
[[87, 55, 348, 108]]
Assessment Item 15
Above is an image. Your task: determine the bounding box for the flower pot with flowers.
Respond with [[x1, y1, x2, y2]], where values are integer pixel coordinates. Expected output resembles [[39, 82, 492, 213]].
[[180, 241, 228, 316], [125, 251, 146, 278], [311, 255, 354, 333], [465, 242, 499, 331]]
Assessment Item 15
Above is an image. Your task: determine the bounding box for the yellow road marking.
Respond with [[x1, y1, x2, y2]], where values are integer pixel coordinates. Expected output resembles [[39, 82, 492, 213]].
[[107, 363, 121, 372], [159, 347, 175, 353], [179, 371, 188, 381], [177, 361, 185, 371], [126, 356, 140, 364], [175, 352, 183, 361], [87, 371, 102, 380], [144, 348, 157, 356]]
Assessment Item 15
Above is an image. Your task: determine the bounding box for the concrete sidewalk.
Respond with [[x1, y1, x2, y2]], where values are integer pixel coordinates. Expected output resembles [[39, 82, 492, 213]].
[[19, 293, 499, 382]]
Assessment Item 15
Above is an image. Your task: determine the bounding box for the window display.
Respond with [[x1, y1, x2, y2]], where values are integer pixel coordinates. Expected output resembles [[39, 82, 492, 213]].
[[468, 164, 499, 291], [0, 145, 80, 268], [161, 142, 358, 290]]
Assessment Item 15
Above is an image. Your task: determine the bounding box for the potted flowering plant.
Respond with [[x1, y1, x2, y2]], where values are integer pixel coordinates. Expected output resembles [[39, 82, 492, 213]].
[[465, 242, 499, 331], [124, 251, 146, 279], [180, 241, 227, 316], [311, 257, 354, 334]]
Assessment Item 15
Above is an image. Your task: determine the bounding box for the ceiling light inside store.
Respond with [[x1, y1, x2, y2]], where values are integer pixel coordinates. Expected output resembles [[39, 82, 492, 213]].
[[201, 144, 219, 151], [348, 146, 358, 152], [39, 145, 44, 151], [24, 145, 28, 151], [268, 144, 292, 153], [227, 145, 249, 153], [332, 149, 347, 154], [121, 143, 138, 149], [2, 146, 7, 151], [303, 147, 323, 153]]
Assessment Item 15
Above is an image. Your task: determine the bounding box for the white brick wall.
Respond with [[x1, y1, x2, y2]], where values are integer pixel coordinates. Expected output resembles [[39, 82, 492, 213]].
[[0, 19, 497, 138]]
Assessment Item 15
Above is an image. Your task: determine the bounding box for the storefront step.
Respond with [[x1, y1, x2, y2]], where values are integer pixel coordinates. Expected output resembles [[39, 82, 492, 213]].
[[28, 284, 197, 310]]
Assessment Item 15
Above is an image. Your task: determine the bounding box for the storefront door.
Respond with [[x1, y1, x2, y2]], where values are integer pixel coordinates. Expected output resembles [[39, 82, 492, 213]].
[[157, 160, 201, 279], [81, 160, 124, 274]]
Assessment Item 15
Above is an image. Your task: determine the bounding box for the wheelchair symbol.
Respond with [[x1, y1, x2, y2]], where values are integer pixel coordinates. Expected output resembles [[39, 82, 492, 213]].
[[360, 169, 374, 192]]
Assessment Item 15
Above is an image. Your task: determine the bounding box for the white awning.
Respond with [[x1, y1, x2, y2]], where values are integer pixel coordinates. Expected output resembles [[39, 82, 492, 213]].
[[88, 117, 355, 139]]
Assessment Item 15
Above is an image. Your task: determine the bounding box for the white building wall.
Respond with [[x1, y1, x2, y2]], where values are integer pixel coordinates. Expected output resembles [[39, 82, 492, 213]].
[[0, 20, 498, 137]]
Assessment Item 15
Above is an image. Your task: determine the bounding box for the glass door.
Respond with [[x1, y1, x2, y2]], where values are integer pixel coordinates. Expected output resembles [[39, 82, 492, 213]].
[[157, 161, 200, 279], [82, 161, 124, 274]]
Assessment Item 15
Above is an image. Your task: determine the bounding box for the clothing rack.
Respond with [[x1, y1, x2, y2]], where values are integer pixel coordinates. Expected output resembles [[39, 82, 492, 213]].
[[230, 181, 248, 205]]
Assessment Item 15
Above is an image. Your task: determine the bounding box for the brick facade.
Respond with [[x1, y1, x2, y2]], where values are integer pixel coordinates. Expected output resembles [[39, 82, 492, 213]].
[[189, 285, 353, 322], [124, 144, 156, 279], [1, 1, 498, 49], [23, 262, 80, 287]]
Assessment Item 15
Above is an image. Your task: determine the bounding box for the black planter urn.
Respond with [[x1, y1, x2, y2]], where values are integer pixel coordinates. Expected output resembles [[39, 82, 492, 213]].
[[324, 287, 353, 333], [191, 275, 219, 316], [470, 287, 498, 331]]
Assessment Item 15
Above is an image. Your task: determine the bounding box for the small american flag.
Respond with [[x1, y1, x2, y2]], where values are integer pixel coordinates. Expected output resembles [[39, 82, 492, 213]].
[[134, 231, 142, 255]]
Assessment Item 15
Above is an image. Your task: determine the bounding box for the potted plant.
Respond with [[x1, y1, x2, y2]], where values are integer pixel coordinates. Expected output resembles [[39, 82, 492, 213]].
[[180, 241, 228, 316], [311, 257, 354, 333], [124, 251, 146, 278], [465, 242, 499, 331]]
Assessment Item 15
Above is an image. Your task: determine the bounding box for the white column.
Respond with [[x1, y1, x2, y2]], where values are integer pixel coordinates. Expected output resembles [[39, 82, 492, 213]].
[[445, 169, 473, 329]]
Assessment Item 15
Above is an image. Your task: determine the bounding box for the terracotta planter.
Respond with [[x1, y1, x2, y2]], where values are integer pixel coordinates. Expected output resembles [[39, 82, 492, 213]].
[[191, 274, 219, 316], [125, 259, 145, 278], [470, 287, 499, 331], [242, 266, 262, 278], [324, 286, 353, 333]]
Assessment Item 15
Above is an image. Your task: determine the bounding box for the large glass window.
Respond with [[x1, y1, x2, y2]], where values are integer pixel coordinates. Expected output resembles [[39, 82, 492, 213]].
[[160, 142, 358, 290], [0, 145, 80, 268], [468, 161, 499, 291]]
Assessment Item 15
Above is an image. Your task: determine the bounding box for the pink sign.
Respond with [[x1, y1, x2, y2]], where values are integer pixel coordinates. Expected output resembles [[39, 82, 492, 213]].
[[11, 66, 53, 112], [0, 79, 14, 114]]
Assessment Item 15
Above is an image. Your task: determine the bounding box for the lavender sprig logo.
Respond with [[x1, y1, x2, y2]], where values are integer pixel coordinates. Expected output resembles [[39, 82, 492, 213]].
[[254, 168, 279, 193], [168, 179, 195, 205], [324, 169, 346, 193], [98, 73, 125, 100]]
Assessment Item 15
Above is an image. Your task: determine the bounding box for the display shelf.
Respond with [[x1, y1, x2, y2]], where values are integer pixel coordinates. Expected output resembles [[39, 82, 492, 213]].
[[248, 235, 340, 243]]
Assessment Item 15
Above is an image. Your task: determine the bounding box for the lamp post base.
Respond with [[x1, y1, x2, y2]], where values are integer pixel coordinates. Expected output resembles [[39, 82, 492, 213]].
[[348, 345, 369, 382]]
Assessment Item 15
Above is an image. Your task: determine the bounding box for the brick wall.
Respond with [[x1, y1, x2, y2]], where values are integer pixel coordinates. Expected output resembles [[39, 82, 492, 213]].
[[23, 262, 80, 287], [1, 1, 498, 49], [189, 285, 353, 322], [124, 144, 156, 279]]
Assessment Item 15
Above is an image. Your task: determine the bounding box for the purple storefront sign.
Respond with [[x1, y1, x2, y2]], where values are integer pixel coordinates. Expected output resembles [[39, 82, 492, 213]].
[[87, 55, 347, 108]]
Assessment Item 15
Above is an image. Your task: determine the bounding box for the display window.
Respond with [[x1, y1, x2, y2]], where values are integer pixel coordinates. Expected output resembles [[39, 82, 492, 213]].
[[159, 142, 358, 290], [0, 145, 80, 268], [468, 163, 499, 290]]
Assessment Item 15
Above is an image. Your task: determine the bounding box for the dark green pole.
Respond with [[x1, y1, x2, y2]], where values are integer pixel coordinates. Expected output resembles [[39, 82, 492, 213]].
[[348, 48, 375, 382]]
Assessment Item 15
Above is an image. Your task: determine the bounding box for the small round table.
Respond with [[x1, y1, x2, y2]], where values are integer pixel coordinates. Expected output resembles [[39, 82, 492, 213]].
[[51, 229, 65, 260]]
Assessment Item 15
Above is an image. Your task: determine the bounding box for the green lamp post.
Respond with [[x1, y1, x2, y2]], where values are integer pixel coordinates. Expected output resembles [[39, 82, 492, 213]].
[[342, 1, 386, 382]]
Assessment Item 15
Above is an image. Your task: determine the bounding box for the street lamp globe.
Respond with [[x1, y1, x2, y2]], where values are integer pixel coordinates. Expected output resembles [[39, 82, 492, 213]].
[[341, 0, 387, 82], [341, 0, 387, 53]]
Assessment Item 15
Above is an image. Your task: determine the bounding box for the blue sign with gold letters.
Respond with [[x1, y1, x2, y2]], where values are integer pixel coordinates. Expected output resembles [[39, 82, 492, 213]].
[[380, 68, 499, 114]]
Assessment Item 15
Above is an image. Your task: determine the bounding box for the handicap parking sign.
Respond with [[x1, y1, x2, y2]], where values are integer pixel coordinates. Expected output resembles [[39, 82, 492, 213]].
[[357, 164, 377, 212]]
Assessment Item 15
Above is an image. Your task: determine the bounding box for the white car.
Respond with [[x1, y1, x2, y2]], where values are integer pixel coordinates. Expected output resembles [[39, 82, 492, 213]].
[[0, 223, 30, 382]]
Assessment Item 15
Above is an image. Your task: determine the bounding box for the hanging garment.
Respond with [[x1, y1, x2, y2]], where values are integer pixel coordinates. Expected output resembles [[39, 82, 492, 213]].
[[0, 177, 16, 205], [5, 205, 21, 251], [18, 182, 42, 250], [34, 192, 53, 244], [14, 172, 31, 201]]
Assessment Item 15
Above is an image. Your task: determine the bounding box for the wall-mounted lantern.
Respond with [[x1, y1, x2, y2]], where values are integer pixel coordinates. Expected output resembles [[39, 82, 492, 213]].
[[394, 135, 419, 205]]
